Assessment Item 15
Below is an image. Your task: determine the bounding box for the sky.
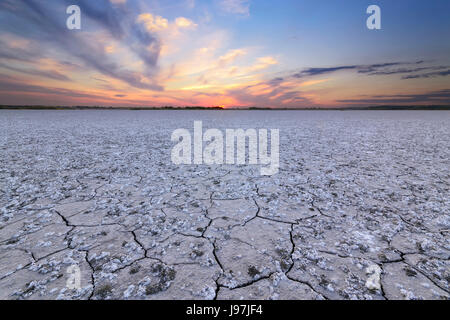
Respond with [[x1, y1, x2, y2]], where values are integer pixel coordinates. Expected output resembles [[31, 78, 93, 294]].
[[0, 0, 449, 108]]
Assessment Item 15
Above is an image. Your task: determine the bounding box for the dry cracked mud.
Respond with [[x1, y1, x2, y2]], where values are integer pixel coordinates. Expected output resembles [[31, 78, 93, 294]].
[[0, 110, 449, 300]]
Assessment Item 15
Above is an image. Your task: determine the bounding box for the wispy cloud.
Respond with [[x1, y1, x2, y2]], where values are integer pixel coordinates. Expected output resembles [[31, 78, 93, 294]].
[[0, 0, 163, 91], [402, 69, 450, 79], [293, 65, 359, 77], [218, 0, 251, 16], [0, 74, 100, 99], [290, 61, 450, 82], [0, 62, 70, 81], [337, 89, 450, 105]]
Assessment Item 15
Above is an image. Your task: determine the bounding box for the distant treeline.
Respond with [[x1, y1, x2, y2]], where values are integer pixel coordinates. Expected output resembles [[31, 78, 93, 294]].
[[0, 105, 224, 110], [0, 105, 449, 110]]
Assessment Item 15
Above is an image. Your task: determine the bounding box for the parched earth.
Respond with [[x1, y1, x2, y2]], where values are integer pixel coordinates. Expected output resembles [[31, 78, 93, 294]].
[[0, 110, 449, 300]]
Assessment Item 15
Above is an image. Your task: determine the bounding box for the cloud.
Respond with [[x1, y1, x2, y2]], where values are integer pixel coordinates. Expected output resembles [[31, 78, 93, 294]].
[[0, 74, 99, 99], [402, 69, 450, 79], [292, 62, 411, 78], [137, 13, 197, 33], [216, 49, 247, 67], [214, 71, 318, 108], [291, 61, 450, 81], [137, 13, 169, 32], [110, 0, 127, 4], [0, 62, 70, 82], [64, 0, 126, 37], [337, 89, 450, 105], [356, 62, 408, 73], [224, 84, 311, 108], [293, 66, 358, 77], [0, 34, 41, 62], [134, 13, 198, 67], [219, 0, 251, 16], [362, 67, 435, 76], [0, 0, 163, 91], [228, 56, 278, 76], [175, 17, 197, 29], [300, 79, 330, 87], [0, 75, 135, 106]]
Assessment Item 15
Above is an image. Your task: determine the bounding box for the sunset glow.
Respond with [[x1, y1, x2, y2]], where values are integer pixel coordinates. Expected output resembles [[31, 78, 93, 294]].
[[0, 0, 449, 108]]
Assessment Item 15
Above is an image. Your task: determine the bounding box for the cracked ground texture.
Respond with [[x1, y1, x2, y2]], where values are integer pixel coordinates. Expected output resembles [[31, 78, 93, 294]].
[[0, 110, 449, 300]]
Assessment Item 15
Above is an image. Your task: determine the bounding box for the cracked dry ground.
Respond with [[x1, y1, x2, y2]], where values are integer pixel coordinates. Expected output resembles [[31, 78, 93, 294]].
[[0, 110, 449, 300]]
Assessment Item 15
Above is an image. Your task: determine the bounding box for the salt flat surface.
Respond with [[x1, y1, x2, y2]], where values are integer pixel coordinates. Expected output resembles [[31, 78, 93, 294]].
[[0, 110, 449, 300]]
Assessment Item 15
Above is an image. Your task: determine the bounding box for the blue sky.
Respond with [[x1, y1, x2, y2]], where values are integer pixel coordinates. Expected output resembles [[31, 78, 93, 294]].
[[0, 0, 449, 107]]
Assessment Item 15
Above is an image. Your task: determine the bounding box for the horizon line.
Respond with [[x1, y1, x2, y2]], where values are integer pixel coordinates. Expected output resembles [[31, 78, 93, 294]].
[[1, 105, 450, 111]]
